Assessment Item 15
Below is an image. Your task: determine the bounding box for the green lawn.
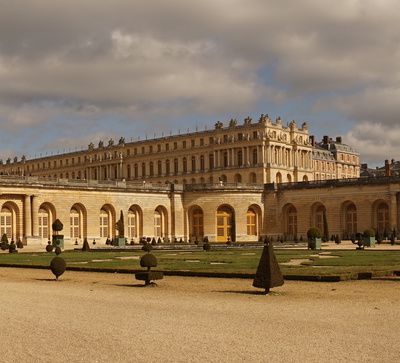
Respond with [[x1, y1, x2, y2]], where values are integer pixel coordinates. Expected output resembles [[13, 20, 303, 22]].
[[1, 248, 400, 277]]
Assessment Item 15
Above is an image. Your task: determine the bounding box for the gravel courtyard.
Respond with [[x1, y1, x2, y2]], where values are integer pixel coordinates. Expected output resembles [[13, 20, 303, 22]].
[[1, 268, 399, 362]]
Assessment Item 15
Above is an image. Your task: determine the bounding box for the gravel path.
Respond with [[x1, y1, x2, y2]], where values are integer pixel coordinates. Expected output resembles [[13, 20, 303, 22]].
[[1, 268, 399, 362]]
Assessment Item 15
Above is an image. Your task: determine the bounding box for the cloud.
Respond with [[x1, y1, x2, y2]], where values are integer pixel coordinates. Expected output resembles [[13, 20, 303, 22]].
[[1, 0, 400, 164]]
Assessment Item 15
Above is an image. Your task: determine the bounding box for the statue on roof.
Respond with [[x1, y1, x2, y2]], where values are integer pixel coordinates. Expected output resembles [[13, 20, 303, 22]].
[[244, 116, 252, 125], [215, 121, 223, 129], [108, 138, 114, 147], [88, 142, 94, 151], [229, 118, 237, 128], [118, 137, 125, 146], [258, 114, 269, 124], [98, 140, 104, 148]]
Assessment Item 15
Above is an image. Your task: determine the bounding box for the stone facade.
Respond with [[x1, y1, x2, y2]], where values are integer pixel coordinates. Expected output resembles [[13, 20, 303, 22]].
[[0, 175, 398, 246], [0, 115, 359, 185]]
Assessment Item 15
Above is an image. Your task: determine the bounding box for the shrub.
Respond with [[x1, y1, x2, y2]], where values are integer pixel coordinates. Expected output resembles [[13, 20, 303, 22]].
[[203, 242, 211, 251], [142, 243, 153, 252], [363, 229, 375, 238], [50, 256, 66, 280], [130, 238, 135, 245], [151, 237, 157, 245], [334, 235, 341, 244], [46, 243, 54, 252], [203, 236, 209, 243], [54, 246, 62, 255], [390, 234, 396, 245], [1, 233, 8, 244], [140, 253, 158, 269], [307, 227, 322, 240], [146, 237, 151, 244], [8, 242, 17, 253], [157, 237, 162, 244], [82, 238, 90, 252], [16, 239, 23, 249]]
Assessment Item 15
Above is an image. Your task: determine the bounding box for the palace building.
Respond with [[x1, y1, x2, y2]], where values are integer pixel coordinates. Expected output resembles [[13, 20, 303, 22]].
[[0, 115, 360, 185], [0, 115, 370, 247]]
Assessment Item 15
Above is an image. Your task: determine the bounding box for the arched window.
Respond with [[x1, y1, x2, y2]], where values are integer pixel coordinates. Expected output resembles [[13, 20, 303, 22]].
[[157, 160, 162, 176], [223, 152, 228, 167], [134, 164, 138, 178], [154, 207, 167, 237], [141, 162, 146, 177], [128, 207, 142, 239], [183, 158, 187, 173], [344, 203, 357, 235], [100, 209, 109, 238], [0, 207, 13, 239], [174, 159, 179, 175], [191, 156, 196, 172], [276, 172, 282, 183], [252, 148, 258, 165], [166, 160, 170, 175], [149, 162, 154, 177], [38, 208, 50, 240], [246, 208, 257, 235], [209, 154, 214, 170], [191, 207, 204, 240], [286, 205, 297, 237], [234, 174, 242, 183], [200, 155, 205, 171], [376, 202, 389, 233], [70, 208, 80, 238], [216, 205, 235, 242]]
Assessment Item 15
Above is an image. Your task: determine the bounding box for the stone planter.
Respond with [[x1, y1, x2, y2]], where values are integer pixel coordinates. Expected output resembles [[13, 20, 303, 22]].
[[113, 237, 126, 247], [308, 238, 322, 250], [362, 236, 376, 247], [52, 235, 64, 249]]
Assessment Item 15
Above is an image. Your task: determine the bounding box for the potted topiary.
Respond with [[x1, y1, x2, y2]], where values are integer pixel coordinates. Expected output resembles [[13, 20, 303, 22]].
[[52, 219, 64, 249], [362, 229, 376, 247], [307, 227, 322, 250]]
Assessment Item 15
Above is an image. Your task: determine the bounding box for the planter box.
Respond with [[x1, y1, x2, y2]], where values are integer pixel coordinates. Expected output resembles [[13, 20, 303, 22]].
[[308, 238, 322, 250], [52, 235, 64, 249], [362, 236, 376, 248], [113, 237, 126, 247]]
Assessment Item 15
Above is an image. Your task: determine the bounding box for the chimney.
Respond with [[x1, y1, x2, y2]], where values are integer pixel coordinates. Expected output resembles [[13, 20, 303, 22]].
[[385, 159, 391, 177], [336, 136, 342, 143], [310, 135, 315, 146], [361, 163, 368, 169], [323, 135, 329, 144]]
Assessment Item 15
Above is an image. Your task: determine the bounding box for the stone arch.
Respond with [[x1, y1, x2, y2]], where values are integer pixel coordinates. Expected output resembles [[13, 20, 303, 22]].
[[246, 204, 262, 238], [276, 172, 282, 183], [372, 200, 389, 234], [70, 203, 87, 240], [220, 175, 227, 183], [128, 204, 143, 240], [99, 204, 116, 239], [341, 201, 357, 237], [0, 201, 21, 239], [303, 175, 309, 182], [188, 205, 204, 242], [283, 203, 297, 238], [216, 204, 235, 242], [154, 205, 168, 238], [287, 174, 292, 183]]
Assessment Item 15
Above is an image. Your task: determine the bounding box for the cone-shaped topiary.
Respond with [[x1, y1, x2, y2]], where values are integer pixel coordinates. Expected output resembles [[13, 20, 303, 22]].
[[151, 237, 157, 245], [8, 242, 17, 253], [54, 246, 62, 255], [16, 239, 23, 249], [140, 253, 158, 269], [50, 256, 66, 280], [82, 238, 90, 251], [1, 233, 8, 244], [203, 242, 211, 251]]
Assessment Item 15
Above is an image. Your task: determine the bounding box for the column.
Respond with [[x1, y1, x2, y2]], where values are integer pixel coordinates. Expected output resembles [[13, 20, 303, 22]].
[[24, 195, 32, 238], [31, 195, 39, 237]]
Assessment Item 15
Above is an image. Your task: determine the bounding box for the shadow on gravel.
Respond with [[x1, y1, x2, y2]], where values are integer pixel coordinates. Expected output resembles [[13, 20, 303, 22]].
[[111, 283, 159, 288], [34, 278, 63, 282], [214, 290, 269, 296]]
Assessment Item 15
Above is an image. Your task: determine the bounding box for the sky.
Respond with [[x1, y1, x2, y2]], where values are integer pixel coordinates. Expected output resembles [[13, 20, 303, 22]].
[[0, 0, 399, 166]]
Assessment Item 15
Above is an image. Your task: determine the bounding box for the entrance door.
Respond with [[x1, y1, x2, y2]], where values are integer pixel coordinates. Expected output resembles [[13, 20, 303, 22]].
[[216, 207, 233, 242]]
